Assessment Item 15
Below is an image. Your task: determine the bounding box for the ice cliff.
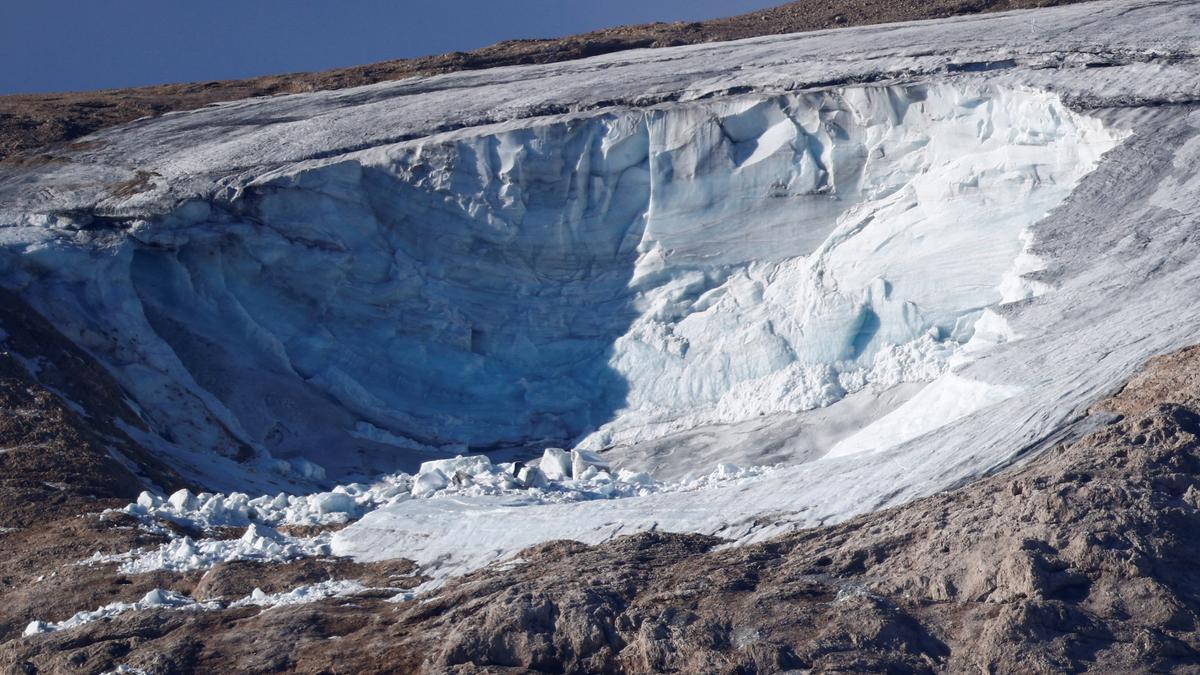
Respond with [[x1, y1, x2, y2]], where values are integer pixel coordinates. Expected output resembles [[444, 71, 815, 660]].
[[0, 83, 1117, 482]]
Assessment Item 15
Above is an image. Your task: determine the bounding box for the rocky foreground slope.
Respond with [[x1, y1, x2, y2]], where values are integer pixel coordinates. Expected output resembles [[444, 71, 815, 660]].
[[5, 342, 1200, 672]]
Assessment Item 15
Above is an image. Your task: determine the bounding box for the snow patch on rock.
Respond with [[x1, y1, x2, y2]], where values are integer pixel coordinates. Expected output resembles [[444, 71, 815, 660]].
[[232, 580, 370, 609], [23, 590, 214, 636], [117, 526, 333, 574]]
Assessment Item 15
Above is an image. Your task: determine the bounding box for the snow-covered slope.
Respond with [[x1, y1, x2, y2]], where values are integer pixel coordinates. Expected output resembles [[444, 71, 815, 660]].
[[2, 0, 1199, 578]]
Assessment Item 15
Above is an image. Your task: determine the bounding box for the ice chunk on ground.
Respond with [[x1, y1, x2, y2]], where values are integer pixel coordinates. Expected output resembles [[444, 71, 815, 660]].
[[117, 475, 418, 531], [517, 465, 549, 488], [417, 455, 492, 478], [616, 469, 654, 485], [311, 491, 356, 515], [105, 456, 776, 574], [167, 489, 197, 511], [118, 529, 333, 574], [411, 469, 449, 498], [571, 449, 610, 480], [540, 448, 573, 481]]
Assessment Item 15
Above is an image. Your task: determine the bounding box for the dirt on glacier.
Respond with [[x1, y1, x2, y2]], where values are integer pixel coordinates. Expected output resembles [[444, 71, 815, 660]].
[[0, 0, 1093, 162], [6, 334, 1200, 672]]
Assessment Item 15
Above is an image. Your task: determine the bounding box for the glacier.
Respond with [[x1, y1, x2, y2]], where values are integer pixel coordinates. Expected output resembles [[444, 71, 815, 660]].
[[0, 83, 1118, 479], [2, 0, 1199, 580]]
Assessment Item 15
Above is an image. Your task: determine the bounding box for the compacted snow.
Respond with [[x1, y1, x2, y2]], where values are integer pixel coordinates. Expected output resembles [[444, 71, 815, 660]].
[[3, 0, 1200, 581]]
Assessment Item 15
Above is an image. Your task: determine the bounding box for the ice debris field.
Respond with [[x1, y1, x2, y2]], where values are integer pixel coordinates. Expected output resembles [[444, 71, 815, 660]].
[[6, 0, 1200, 629], [106, 450, 770, 574], [25, 453, 766, 635]]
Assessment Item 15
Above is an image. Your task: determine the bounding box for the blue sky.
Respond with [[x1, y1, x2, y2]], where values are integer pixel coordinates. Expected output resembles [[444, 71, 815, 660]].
[[1, 0, 781, 94]]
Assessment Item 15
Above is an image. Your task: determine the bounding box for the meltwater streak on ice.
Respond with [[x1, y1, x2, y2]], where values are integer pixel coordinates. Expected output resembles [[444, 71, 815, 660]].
[[0, 82, 1117, 490]]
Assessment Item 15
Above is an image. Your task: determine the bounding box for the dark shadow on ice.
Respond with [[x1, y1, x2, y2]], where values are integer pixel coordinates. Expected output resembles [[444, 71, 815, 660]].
[[129, 114, 650, 477]]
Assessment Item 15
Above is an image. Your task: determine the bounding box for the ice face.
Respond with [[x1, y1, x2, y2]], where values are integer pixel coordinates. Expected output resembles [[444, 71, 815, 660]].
[[0, 81, 1119, 481]]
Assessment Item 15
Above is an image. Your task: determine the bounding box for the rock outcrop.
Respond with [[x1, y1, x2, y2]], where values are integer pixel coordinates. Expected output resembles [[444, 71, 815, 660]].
[[0, 288, 187, 529]]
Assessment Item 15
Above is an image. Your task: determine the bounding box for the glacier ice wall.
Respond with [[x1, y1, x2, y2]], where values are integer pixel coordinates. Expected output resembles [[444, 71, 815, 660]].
[[1, 81, 1119, 479]]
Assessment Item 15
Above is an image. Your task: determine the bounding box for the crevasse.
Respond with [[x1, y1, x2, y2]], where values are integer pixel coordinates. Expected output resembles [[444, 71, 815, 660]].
[[8, 81, 1120, 481]]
